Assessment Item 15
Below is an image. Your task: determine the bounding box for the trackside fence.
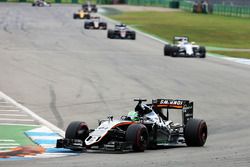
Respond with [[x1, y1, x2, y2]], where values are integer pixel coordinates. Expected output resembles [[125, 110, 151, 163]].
[[0, 0, 91, 4], [213, 4, 250, 17], [179, 0, 193, 12], [179, 0, 250, 18], [127, 0, 170, 7], [127, 0, 182, 8], [2, 0, 250, 18]]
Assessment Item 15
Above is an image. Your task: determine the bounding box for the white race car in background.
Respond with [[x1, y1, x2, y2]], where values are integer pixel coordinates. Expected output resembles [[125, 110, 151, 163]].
[[164, 37, 206, 58], [84, 17, 107, 30]]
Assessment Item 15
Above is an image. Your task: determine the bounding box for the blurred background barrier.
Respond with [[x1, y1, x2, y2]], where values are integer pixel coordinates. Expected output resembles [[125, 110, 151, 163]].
[[1, 0, 250, 17], [127, 0, 182, 8], [213, 4, 250, 17]]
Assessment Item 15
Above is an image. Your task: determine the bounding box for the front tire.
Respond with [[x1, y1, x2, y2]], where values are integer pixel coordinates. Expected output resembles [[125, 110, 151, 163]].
[[184, 119, 207, 146], [199, 46, 206, 58], [84, 23, 89, 29], [171, 46, 179, 57], [126, 124, 148, 152], [65, 121, 89, 146], [107, 30, 113, 39], [164, 44, 172, 56], [131, 32, 136, 40], [73, 14, 78, 19]]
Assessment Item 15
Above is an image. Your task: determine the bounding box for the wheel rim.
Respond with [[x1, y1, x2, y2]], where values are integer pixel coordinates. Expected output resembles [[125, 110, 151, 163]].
[[200, 126, 207, 144], [139, 131, 148, 148]]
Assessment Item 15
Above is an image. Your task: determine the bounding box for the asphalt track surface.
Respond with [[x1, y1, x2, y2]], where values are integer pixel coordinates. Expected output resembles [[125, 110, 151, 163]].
[[0, 3, 250, 167]]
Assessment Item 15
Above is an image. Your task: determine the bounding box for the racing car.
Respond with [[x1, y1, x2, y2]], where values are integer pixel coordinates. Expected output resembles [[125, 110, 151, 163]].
[[73, 9, 90, 19], [56, 98, 207, 152], [164, 36, 206, 58], [82, 1, 98, 13], [32, 0, 51, 7], [107, 24, 136, 40], [84, 17, 107, 30]]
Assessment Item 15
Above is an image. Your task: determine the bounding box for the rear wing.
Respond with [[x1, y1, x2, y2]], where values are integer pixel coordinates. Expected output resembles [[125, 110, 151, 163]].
[[152, 99, 193, 125]]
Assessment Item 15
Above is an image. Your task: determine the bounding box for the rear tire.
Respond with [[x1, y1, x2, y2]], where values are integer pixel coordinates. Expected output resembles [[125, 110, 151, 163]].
[[126, 124, 148, 152], [184, 119, 207, 146]]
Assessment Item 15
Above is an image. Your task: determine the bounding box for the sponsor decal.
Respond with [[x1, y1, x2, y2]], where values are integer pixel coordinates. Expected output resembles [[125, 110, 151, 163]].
[[159, 100, 183, 106]]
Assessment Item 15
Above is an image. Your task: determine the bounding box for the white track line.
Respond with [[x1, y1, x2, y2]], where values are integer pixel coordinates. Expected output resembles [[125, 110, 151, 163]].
[[0, 140, 15, 142], [0, 92, 64, 136], [0, 110, 20, 112], [0, 114, 28, 117], [0, 146, 17, 149], [0, 143, 20, 146], [0, 123, 38, 126], [0, 102, 9, 104], [0, 118, 35, 122]]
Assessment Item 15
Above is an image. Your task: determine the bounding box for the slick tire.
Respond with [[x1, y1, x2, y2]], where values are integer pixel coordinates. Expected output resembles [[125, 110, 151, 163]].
[[171, 46, 179, 57], [164, 45, 172, 56], [84, 24, 89, 29], [107, 30, 113, 39], [199, 46, 206, 58], [184, 119, 207, 146], [65, 121, 89, 144], [131, 32, 136, 40], [102, 23, 107, 30], [126, 124, 148, 152]]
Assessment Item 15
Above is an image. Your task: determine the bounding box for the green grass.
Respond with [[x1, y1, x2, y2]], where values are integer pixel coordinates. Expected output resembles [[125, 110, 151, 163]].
[[109, 11, 250, 49], [210, 51, 250, 59], [0, 125, 37, 146]]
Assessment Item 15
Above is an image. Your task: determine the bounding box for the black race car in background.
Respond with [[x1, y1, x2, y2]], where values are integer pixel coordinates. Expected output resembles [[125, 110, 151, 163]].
[[107, 24, 136, 40], [84, 17, 107, 30], [56, 98, 207, 152], [32, 0, 51, 7]]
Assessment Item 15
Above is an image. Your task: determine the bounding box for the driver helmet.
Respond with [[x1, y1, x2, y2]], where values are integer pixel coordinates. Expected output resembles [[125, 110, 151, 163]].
[[127, 111, 139, 121]]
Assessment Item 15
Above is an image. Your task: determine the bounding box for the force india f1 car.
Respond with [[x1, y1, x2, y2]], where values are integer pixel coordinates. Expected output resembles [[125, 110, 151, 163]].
[[84, 17, 107, 30], [73, 10, 90, 19], [164, 37, 206, 58], [56, 99, 207, 152], [107, 24, 136, 40]]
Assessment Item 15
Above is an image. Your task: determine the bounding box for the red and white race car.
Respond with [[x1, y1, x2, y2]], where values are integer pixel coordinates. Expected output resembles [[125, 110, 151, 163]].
[[107, 24, 136, 40]]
